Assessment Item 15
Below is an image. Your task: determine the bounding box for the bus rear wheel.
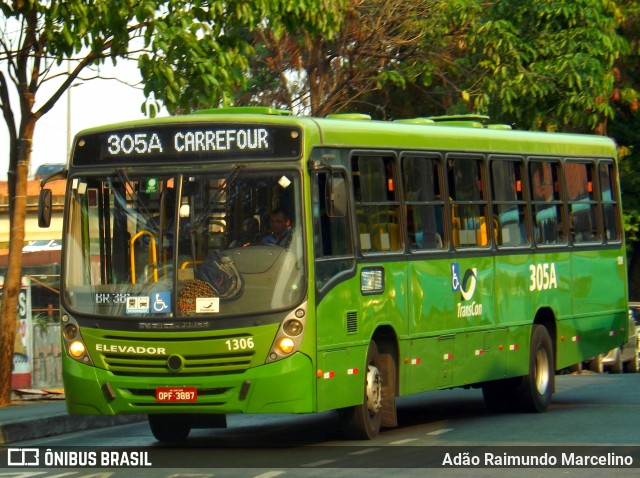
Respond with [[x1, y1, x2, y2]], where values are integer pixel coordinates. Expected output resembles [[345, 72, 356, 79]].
[[482, 325, 554, 413], [148, 414, 192, 442], [339, 341, 383, 439], [516, 324, 554, 412]]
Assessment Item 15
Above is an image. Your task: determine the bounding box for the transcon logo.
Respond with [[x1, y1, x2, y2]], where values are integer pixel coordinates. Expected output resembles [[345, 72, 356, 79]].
[[451, 263, 478, 301], [96, 344, 166, 355]]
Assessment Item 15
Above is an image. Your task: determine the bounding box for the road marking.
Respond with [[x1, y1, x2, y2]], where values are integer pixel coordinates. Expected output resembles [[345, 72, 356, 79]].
[[253, 472, 286, 478], [167, 474, 213, 478], [349, 448, 380, 455], [389, 438, 418, 445], [302, 459, 337, 467], [428, 428, 453, 435]]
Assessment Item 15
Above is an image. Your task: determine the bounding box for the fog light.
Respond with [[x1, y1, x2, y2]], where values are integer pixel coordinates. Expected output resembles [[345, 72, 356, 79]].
[[284, 319, 303, 336], [68, 340, 86, 358], [277, 337, 295, 355]]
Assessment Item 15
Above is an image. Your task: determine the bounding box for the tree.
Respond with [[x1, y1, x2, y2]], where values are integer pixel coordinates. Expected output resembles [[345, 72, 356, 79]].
[[233, 0, 477, 116], [609, 0, 640, 299], [0, 0, 344, 407], [233, 0, 628, 130], [466, 0, 628, 133]]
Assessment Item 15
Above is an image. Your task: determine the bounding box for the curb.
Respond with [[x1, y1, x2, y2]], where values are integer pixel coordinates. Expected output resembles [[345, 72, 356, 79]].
[[0, 414, 146, 445]]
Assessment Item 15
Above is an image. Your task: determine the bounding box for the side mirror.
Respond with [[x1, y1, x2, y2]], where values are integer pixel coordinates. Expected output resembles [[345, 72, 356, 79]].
[[38, 188, 52, 228]]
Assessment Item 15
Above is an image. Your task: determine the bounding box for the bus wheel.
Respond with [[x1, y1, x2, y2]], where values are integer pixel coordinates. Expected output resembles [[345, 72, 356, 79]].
[[588, 354, 603, 373], [516, 325, 554, 413], [626, 348, 639, 373], [610, 348, 623, 374], [148, 414, 192, 442], [339, 341, 383, 439]]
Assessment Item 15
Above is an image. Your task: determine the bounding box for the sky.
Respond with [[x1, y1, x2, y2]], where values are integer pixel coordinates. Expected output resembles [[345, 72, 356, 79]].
[[0, 60, 166, 181]]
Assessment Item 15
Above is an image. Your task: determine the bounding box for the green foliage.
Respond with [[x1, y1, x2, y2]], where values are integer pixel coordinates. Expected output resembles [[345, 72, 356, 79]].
[[1, 0, 345, 115], [467, 0, 627, 131]]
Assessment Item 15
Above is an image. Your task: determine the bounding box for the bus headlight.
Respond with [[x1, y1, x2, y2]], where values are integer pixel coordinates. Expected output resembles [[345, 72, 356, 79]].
[[68, 340, 86, 358], [284, 319, 303, 336], [61, 314, 94, 365], [63, 323, 78, 340], [267, 302, 308, 363]]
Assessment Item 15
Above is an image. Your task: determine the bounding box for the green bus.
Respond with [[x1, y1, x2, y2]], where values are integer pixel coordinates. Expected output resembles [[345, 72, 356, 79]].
[[39, 107, 628, 442]]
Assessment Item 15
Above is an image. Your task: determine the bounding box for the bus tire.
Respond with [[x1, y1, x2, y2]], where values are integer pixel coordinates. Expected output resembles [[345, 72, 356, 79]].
[[588, 354, 603, 373], [339, 341, 383, 439], [610, 348, 623, 374], [515, 324, 554, 413], [626, 349, 639, 373], [148, 414, 192, 442]]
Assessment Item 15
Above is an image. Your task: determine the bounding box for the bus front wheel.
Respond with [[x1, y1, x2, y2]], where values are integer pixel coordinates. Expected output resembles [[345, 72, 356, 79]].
[[339, 341, 383, 439], [148, 414, 192, 442]]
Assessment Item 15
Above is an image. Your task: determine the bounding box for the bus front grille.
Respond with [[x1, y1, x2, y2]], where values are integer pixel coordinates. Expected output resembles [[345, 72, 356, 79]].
[[101, 351, 255, 376]]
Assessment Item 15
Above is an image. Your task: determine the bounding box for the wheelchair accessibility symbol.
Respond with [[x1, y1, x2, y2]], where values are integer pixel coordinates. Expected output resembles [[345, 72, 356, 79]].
[[152, 292, 171, 313], [451, 263, 478, 301]]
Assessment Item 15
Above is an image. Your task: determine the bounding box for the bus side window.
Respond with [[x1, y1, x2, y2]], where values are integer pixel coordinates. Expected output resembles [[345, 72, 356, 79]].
[[448, 155, 488, 248], [599, 161, 621, 242], [530, 160, 566, 245], [353, 155, 401, 252], [402, 155, 445, 250], [490, 157, 528, 247], [565, 161, 600, 244]]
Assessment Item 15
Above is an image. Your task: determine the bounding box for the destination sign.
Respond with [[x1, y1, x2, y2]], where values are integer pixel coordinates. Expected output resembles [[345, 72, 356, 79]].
[[72, 123, 302, 165]]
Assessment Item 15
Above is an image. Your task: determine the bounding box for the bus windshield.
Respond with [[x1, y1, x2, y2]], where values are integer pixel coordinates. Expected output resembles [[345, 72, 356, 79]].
[[63, 168, 305, 319]]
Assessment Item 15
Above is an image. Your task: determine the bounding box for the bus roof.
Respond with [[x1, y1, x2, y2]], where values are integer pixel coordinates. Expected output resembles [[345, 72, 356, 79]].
[[74, 109, 618, 160]]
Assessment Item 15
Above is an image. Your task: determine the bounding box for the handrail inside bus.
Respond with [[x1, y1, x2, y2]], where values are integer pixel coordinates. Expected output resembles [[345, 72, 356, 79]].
[[130, 230, 158, 284], [180, 260, 203, 269]]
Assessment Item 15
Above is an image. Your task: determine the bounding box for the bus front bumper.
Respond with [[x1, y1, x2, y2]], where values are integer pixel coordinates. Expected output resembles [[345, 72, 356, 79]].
[[62, 352, 315, 416]]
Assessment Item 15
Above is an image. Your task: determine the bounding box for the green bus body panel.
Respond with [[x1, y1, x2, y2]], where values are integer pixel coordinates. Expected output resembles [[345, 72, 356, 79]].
[[314, 248, 627, 411]]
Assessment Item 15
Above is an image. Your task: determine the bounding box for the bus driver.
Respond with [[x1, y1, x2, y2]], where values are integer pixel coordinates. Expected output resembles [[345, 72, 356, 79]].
[[261, 208, 292, 246]]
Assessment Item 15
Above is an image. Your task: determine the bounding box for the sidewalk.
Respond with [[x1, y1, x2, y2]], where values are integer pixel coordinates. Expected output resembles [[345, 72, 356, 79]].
[[0, 394, 145, 444]]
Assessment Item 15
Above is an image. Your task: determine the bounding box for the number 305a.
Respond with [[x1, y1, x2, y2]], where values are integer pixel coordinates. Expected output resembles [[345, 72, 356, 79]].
[[529, 263, 558, 292], [225, 338, 255, 351]]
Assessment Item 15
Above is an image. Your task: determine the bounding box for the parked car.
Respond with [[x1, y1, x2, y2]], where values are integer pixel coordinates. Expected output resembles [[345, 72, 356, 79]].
[[629, 302, 640, 329], [22, 239, 62, 253], [582, 304, 639, 374], [600, 304, 639, 373]]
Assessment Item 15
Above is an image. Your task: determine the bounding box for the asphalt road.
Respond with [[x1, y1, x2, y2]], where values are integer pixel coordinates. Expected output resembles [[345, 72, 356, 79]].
[[4, 372, 640, 477]]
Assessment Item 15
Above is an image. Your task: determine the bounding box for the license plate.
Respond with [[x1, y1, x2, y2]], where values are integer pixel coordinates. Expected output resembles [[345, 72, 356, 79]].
[[155, 387, 197, 402]]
